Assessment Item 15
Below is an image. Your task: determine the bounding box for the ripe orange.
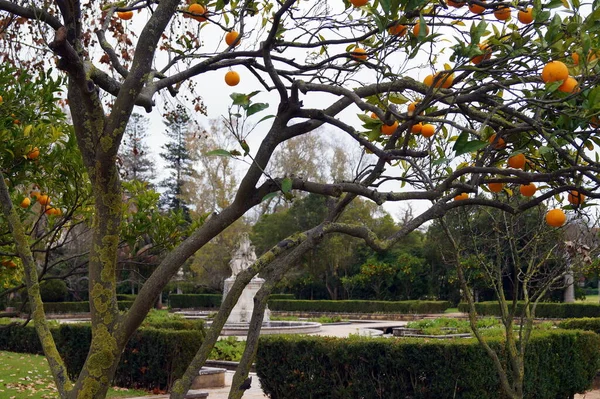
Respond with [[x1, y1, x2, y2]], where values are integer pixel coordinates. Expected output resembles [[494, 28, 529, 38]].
[[567, 190, 585, 205], [225, 31, 240, 47], [494, 6, 511, 20], [2, 260, 17, 268], [517, 7, 533, 24], [37, 194, 50, 206], [117, 11, 134, 20], [471, 43, 492, 64], [435, 72, 454, 89], [468, 0, 486, 15], [454, 193, 469, 201], [370, 112, 379, 119], [20, 197, 31, 208], [519, 183, 537, 197], [507, 153, 526, 169], [413, 23, 429, 37], [558, 76, 578, 93], [571, 52, 580, 65], [423, 74, 434, 87], [27, 147, 40, 160], [381, 121, 399, 135], [411, 123, 423, 134], [541, 61, 568, 83], [488, 182, 503, 193], [421, 124, 435, 138], [388, 23, 407, 37], [546, 209, 566, 227], [350, 47, 368, 61], [407, 101, 418, 116], [188, 4, 207, 22], [448, 0, 466, 7], [350, 0, 369, 6], [0, 95, 3, 104], [30, 190, 40, 199], [488, 133, 506, 149], [224, 71, 240, 86]]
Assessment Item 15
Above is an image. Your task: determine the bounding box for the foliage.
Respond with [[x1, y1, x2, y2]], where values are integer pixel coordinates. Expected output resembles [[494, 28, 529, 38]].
[[118, 113, 155, 183], [210, 337, 246, 362], [268, 299, 450, 313], [14, 301, 135, 314], [256, 331, 600, 399], [169, 293, 295, 308], [39, 279, 69, 303], [458, 301, 600, 318], [558, 317, 600, 333]]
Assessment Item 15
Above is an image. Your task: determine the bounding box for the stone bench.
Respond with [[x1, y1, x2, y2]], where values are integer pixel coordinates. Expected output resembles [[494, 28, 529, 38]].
[[185, 391, 209, 399], [190, 367, 227, 389]]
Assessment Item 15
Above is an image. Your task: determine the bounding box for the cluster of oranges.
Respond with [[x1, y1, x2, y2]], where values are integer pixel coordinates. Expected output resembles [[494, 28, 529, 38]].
[[20, 190, 62, 216]]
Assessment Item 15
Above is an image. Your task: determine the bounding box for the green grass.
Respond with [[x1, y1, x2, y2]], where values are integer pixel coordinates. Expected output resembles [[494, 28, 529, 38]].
[[577, 294, 599, 303], [444, 307, 459, 313], [0, 351, 150, 398]]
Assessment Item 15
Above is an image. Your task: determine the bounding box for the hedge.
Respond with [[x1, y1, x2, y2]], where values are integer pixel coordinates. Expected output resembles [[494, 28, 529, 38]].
[[457, 301, 600, 318], [558, 317, 600, 333], [0, 323, 205, 390], [268, 300, 451, 314], [256, 330, 600, 399], [169, 293, 295, 308], [10, 301, 135, 314]]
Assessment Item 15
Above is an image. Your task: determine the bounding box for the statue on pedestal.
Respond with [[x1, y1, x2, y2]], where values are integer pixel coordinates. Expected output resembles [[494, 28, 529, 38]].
[[229, 233, 257, 278]]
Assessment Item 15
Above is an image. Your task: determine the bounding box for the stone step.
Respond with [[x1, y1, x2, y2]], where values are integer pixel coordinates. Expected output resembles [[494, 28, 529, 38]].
[[191, 367, 227, 389]]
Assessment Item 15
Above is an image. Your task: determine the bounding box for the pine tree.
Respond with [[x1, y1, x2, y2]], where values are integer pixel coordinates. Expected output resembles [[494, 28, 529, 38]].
[[159, 105, 195, 214], [118, 113, 155, 183]]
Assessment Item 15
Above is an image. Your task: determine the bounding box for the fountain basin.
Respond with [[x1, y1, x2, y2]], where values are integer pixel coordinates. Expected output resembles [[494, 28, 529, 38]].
[[208, 320, 321, 336]]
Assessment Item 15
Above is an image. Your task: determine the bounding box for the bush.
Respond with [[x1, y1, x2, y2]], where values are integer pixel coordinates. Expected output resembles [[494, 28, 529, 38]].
[[169, 294, 222, 308], [268, 294, 295, 300], [558, 317, 600, 334], [39, 279, 68, 302], [12, 301, 135, 314], [268, 300, 451, 314], [256, 330, 600, 399], [458, 301, 600, 318], [117, 294, 137, 301], [0, 323, 206, 391]]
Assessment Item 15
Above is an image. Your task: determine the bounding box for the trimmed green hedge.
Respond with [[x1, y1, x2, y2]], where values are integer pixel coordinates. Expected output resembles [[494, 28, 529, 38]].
[[458, 301, 600, 318], [257, 331, 600, 399], [11, 301, 135, 314], [169, 293, 295, 308], [0, 323, 205, 390], [558, 317, 600, 333], [268, 300, 451, 314]]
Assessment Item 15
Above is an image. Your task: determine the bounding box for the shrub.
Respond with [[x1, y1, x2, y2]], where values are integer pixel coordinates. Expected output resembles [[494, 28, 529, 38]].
[[268, 294, 295, 300], [169, 294, 222, 308], [11, 301, 135, 314], [558, 317, 600, 334], [39, 279, 68, 302], [256, 330, 600, 399], [268, 300, 451, 314], [117, 294, 137, 301], [458, 301, 600, 318]]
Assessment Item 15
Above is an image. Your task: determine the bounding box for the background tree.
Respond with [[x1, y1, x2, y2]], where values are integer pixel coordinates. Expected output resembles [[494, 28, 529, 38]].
[[118, 113, 155, 184]]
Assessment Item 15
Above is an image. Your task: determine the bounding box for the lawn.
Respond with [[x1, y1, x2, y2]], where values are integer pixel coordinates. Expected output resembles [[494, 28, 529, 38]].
[[0, 351, 150, 399], [578, 294, 599, 303]]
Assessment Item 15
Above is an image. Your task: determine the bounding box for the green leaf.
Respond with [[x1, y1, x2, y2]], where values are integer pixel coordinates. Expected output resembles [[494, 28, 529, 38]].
[[257, 114, 275, 124], [261, 192, 279, 202], [380, 0, 391, 13], [432, 157, 449, 166], [404, 0, 427, 12], [246, 102, 269, 116], [230, 93, 250, 107], [205, 149, 233, 157], [388, 93, 409, 104], [281, 177, 293, 193], [453, 131, 487, 156]]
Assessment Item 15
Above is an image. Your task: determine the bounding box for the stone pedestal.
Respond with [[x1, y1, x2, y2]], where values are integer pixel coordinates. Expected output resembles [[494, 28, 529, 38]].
[[190, 367, 227, 389], [223, 277, 270, 324]]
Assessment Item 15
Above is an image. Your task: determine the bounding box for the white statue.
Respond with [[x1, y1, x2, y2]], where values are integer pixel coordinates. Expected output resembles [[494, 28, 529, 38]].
[[229, 233, 257, 277]]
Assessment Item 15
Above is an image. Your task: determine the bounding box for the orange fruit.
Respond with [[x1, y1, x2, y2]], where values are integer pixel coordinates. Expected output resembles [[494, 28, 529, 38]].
[[488, 182, 503, 193], [27, 147, 40, 160], [468, 0, 486, 14], [421, 123, 435, 138], [448, 0, 466, 7], [519, 183, 537, 197], [413, 23, 429, 37], [454, 193, 469, 201], [350, 47, 368, 61], [567, 190, 585, 205], [541, 61, 568, 83], [381, 121, 399, 135], [517, 7, 533, 24], [188, 4, 207, 22], [507, 153, 526, 169], [423, 74, 434, 87], [2, 260, 17, 268], [435, 72, 454, 88], [0, 95, 3, 104], [558, 76, 578, 93], [591, 116, 599, 128], [411, 123, 423, 134], [225, 31, 240, 47], [224, 71, 240, 86], [488, 133, 506, 149], [350, 0, 369, 6], [370, 112, 378, 119], [471, 43, 492, 64], [388, 23, 407, 37], [494, 6, 511, 20], [20, 197, 31, 208], [117, 11, 134, 20], [407, 101, 418, 116], [37, 194, 50, 206], [571, 52, 580, 65], [30, 190, 40, 199], [546, 209, 566, 227]]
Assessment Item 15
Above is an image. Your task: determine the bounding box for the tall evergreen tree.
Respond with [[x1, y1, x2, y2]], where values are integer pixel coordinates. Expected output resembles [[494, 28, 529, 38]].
[[118, 113, 155, 183], [159, 105, 195, 214]]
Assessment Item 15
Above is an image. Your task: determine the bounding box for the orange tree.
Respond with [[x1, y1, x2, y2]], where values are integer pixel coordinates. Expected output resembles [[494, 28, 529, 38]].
[[0, 0, 599, 398]]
